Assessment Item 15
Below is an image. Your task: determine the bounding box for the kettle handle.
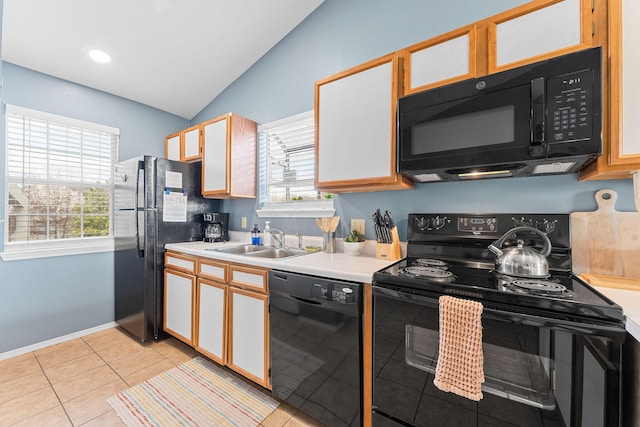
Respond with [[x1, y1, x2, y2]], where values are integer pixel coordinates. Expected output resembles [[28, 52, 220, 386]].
[[489, 226, 552, 257]]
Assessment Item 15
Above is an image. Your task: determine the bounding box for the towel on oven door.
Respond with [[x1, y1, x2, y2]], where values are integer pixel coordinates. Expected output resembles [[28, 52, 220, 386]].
[[433, 295, 484, 401]]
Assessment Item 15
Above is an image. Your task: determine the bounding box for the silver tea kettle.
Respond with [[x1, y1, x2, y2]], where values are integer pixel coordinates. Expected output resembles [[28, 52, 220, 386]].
[[488, 226, 552, 278]]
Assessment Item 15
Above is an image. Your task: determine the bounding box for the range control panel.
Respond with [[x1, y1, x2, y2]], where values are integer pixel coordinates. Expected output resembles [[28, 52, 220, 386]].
[[407, 213, 570, 249]]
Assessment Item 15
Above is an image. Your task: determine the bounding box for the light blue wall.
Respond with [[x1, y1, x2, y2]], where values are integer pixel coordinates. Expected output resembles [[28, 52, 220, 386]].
[[192, 0, 636, 240], [0, 63, 189, 353]]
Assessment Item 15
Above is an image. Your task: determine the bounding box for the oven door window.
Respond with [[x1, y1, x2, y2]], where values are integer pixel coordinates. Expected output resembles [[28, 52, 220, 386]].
[[399, 85, 533, 166], [372, 290, 621, 427], [405, 324, 555, 410]]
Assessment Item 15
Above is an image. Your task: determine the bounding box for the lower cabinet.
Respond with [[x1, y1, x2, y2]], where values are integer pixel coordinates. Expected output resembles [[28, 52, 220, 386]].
[[164, 252, 198, 345], [194, 279, 227, 365], [164, 269, 195, 345], [227, 287, 269, 387], [164, 252, 270, 389]]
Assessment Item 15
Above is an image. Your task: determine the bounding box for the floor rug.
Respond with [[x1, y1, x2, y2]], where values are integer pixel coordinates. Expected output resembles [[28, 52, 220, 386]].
[[107, 357, 280, 426]]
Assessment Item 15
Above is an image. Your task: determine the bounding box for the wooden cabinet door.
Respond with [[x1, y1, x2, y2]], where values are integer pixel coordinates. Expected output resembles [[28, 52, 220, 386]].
[[228, 264, 268, 293], [581, 0, 640, 179], [402, 24, 477, 95], [202, 115, 229, 195], [488, 0, 592, 73], [164, 268, 195, 345], [201, 113, 257, 198], [165, 132, 181, 161], [182, 124, 201, 161], [195, 279, 227, 365], [227, 287, 269, 388], [609, 0, 640, 164], [165, 127, 201, 162], [315, 53, 413, 192]]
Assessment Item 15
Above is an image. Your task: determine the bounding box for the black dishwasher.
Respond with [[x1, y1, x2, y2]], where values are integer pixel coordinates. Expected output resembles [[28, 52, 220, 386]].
[[269, 270, 363, 427]]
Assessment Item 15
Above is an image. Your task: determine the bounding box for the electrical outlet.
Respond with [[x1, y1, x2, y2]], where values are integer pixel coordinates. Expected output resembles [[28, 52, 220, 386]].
[[351, 219, 366, 236], [241, 217, 247, 229]]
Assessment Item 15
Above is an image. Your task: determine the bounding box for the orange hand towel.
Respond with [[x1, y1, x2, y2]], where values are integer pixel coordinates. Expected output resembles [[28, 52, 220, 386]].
[[433, 295, 484, 401]]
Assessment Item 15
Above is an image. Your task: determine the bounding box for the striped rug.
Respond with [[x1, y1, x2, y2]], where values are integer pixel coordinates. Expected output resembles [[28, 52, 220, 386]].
[[107, 357, 280, 426]]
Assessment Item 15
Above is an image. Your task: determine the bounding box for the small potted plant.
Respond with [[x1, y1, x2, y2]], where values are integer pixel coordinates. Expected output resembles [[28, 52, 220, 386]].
[[343, 230, 365, 256]]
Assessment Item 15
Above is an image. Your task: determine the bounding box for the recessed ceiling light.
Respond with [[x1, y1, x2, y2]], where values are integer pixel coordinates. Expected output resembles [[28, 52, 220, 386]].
[[86, 48, 111, 64]]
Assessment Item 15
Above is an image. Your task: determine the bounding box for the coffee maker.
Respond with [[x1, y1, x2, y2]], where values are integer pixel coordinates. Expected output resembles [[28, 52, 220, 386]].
[[203, 212, 229, 242]]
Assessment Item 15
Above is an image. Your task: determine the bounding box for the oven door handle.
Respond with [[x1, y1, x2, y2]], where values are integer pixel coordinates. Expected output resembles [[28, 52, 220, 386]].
[[373, 286, 625, 338]]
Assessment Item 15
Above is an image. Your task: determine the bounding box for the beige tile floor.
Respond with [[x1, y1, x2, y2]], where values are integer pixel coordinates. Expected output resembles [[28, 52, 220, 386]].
[[0, 327, 324, 426]]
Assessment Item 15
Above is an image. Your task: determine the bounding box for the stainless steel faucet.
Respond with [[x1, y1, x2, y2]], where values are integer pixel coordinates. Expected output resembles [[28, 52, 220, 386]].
[[270, 228, 285, 248]]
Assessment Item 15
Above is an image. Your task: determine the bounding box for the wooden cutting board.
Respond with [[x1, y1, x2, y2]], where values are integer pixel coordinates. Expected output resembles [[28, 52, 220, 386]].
[[580, 273, 640, 291], [571, 189, 640, 278]]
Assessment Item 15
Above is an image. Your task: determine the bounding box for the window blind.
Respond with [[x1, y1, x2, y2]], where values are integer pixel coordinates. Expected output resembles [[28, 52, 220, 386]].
[[261, 111, 318, 202], [5, 106, 119, 246]]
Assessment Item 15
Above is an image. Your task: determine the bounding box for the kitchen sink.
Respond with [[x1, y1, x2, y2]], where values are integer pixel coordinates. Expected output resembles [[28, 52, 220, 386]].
[[211, 244, 310, 259], [212, 244, 271, 255], [248, 247, 309, 259]]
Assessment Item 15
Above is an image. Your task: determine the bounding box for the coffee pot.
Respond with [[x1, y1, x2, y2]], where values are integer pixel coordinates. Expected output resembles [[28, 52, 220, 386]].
[[203, 212, 229, 242], [488, 226, 551, 278]]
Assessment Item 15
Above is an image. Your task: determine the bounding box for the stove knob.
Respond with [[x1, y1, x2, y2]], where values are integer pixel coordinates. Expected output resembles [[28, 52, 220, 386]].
[[512, 217, 532, 227], [433, 216, 449, 229], [415, 217, 430, 230], [536, 219, 557, 234]]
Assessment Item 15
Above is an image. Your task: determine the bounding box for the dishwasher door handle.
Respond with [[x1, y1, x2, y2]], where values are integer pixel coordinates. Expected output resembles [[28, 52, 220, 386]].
[[290, 295, 322, 305]]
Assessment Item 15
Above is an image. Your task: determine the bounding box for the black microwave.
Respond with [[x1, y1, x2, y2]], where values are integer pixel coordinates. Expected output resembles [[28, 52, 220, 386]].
[[397, 47, 602, 182]]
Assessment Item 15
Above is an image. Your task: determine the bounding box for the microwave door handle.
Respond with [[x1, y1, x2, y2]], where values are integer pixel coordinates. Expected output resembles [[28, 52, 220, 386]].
[[530, 77, 546, 157]]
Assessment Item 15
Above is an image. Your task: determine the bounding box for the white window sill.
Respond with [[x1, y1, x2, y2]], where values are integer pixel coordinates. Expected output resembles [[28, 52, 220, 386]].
[[256, 200, 335, 218], [1, 238, 114, 261]]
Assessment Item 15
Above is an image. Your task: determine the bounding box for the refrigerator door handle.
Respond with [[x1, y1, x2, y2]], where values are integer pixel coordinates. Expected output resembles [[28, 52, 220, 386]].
[[135, 160, 145, 258]]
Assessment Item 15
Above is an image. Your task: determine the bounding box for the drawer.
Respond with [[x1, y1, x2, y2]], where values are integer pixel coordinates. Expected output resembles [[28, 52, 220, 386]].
[[229, 264, 269, 293], [164, 251, 197, 274], [198, 258, 227, 282]]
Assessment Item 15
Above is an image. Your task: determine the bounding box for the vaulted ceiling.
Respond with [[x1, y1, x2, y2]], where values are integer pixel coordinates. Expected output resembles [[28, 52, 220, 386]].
[[2, 0, 324, 119]]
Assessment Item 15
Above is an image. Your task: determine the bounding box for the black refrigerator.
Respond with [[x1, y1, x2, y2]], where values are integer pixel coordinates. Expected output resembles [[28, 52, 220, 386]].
[[114, 156, 220, 342]]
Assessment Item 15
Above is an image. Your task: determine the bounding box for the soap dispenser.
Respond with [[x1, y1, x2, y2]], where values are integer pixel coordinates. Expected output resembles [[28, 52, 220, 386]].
[[251, 224, 262, 246], [263, 221, 272, 247]]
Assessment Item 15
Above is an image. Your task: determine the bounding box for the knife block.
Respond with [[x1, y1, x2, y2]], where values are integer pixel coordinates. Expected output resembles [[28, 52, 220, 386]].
[[376, 226, 402, 261], [376, 243, 400, 261]]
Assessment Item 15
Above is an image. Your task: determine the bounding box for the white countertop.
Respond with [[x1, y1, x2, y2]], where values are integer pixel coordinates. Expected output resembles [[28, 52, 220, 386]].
[[592, 286, 640, 342], [164, 239, 397, 283]]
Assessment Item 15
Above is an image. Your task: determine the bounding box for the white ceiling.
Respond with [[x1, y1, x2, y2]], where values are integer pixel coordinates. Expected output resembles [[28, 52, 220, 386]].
[[2, 0, 324, 119]]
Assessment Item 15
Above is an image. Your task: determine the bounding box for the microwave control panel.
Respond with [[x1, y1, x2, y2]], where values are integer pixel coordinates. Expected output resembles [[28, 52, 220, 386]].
[[547, 69, 593, 143]]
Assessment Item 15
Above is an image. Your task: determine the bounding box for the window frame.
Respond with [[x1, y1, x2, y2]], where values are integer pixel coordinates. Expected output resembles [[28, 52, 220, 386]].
[[256, 110, 334, 218], [2, 105, 119, 260]]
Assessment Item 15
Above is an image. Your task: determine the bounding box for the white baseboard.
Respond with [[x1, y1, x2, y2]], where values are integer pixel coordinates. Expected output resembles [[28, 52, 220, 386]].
[[0, 322, 118, 361]]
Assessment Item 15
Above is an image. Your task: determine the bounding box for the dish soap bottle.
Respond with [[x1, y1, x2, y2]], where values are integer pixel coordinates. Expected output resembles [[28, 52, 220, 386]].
[[251, 224, 262, 246], [263, 221, 272, 247]]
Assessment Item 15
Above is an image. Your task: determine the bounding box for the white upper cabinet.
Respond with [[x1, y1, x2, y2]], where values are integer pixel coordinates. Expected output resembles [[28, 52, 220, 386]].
[[202, 117, 228, 194], [182, 125, 201, 161], [489, 0, 592, 73], [201, 113, 257, 199], [402, 25, 476, 95], [617, 0, 640, 158], [165, 132, 181, 161], [164, 125, 201, 162], [315, 53, 413, 193], [580, 0, 640, 179]]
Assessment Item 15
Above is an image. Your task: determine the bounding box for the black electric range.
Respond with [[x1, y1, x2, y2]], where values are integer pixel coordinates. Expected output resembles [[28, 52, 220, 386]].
[[373, 213, 624, 325]]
